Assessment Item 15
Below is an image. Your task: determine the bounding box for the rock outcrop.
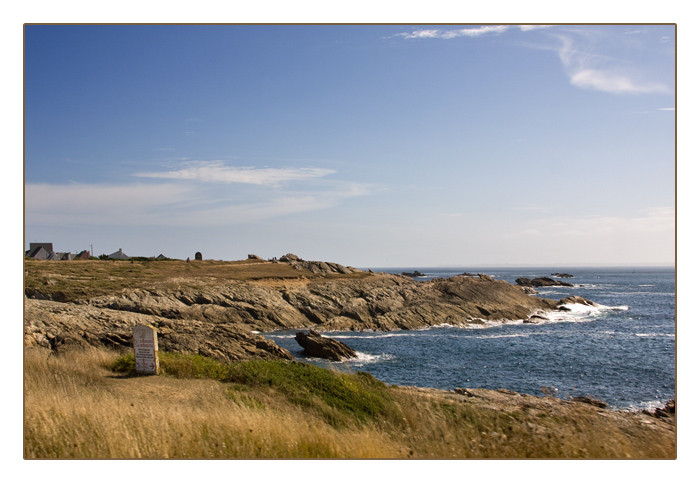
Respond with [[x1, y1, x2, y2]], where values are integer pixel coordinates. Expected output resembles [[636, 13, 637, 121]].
[[401, 271, 426, 278], [515, 277, 574, 288], [295, 330, 358, 361], [571, 395, 608, 408], [25, 268, 597, 363], [24, 298, 295, 362], [558, 295, 600, 307]]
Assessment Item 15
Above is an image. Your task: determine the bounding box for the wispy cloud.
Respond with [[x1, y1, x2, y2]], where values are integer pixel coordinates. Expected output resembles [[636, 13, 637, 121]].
[[134, 161, 336, 186], [25, 182, 193, 225], [25, 167, 371, 227], [567, 68, 668, 94], [553, 29, 672, 95], [395, 26, 509, 40], [393, 25, 549, 40], [395, 25, 672, 96]]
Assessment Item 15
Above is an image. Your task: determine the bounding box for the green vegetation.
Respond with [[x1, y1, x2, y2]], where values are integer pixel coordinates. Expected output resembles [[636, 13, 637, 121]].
[[113, 352, 395, 428]]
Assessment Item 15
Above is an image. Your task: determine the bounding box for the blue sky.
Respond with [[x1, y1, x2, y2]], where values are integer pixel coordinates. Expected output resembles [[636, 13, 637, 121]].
[[23, 24, 675, 266]]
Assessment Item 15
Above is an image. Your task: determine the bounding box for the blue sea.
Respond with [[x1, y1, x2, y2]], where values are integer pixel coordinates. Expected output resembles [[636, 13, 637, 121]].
[[266, 267, 676, 411]]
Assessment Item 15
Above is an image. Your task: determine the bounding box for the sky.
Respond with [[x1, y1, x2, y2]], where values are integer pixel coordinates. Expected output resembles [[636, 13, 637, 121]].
[[23, 23, 676, 267]]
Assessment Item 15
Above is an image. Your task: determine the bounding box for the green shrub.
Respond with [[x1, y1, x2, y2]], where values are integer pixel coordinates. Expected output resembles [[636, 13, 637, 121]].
[[224, 360, 394, 426], [111, 353, 136, 374], [110, 351, 395, 427]]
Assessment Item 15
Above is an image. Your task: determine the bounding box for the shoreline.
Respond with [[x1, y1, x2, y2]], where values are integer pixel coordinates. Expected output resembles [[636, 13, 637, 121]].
[[24, 258, 673, 412]]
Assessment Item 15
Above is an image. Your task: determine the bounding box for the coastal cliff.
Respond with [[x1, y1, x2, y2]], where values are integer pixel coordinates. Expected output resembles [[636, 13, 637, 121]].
[[24, 260, 586, 363]]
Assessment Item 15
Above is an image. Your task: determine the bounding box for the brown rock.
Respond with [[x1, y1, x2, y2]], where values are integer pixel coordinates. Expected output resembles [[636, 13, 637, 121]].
[[295, 329, 357, 361]]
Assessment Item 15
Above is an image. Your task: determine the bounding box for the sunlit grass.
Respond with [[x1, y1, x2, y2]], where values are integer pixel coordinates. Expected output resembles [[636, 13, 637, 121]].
[[24, 258, 369, 302], [25, 348, 675, 459]]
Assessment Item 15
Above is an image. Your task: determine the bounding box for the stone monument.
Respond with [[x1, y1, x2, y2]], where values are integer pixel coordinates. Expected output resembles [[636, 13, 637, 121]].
[[194, 251, 203, 261], [133, 324, 159, 375]]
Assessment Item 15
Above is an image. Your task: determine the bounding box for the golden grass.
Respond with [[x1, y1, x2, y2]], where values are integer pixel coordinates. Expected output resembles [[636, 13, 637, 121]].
[[23, 348, 403, 458], [24, 348, 675, 459]]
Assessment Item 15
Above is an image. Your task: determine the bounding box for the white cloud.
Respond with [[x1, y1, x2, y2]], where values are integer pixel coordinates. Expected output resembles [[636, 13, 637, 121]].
[[134, 161, 336, 186], [395, 25, 510, 40], [518, 25, 551, 32], [25, 182, 193, 225], [25, 176, 372, 227], [393, 25, 671, 96], [394, 25, 551, 40], [554, 31, 672, 95], [569, 68, 669, 94], [658, 107, 675, 111]]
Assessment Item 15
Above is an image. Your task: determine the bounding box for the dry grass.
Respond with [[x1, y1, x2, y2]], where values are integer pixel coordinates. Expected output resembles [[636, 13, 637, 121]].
[[24, 258, 369, 302], [24, 348, 675, 459], [23, 348, 402, 458]]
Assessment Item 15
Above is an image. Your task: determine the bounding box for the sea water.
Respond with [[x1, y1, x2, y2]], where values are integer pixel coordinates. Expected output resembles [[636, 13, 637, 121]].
[[266, 267, 675, 411]]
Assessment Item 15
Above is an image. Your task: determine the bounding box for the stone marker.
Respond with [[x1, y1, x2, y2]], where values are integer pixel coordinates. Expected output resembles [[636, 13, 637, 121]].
[[195, 251, 203, 261], [133, 324, 159, 374]]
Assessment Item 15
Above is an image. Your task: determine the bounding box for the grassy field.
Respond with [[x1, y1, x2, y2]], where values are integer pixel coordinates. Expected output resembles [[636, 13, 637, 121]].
[[24, 347, 676, 459], [24, 258, 369, 302]]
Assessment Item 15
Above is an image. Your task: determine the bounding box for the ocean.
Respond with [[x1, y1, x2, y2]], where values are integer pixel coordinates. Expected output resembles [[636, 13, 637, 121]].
[[266, 267, 676, 411]]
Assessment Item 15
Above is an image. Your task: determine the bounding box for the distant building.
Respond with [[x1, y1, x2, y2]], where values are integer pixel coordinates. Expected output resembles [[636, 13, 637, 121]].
[[108, 248, 130, 259], [29, 242, 53, 252], [156, 254, 168, 260], [25, 242, 91, 261], [26, 246, 50, 260], [26, 243, 54, 259]]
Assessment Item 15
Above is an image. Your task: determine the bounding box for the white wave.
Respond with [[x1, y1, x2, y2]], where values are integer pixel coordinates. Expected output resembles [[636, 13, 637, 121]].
[[527, 302, 626, 324], [337, 332, 420, 339], [351, 351, 396, 365], [469, 333, 532, 340], [635, 333, 675, 338]]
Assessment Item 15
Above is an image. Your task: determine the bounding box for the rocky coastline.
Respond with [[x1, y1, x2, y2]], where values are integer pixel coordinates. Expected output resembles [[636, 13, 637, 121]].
[[24, 258, 596, 364]]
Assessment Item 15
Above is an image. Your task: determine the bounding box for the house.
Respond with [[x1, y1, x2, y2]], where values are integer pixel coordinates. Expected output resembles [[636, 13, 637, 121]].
[[27, 242, 53, 254], [25, 242, 91, 261], [108, 248, 130, 259], [26, 246, 50, 260], [26, 243, 54, 259]]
